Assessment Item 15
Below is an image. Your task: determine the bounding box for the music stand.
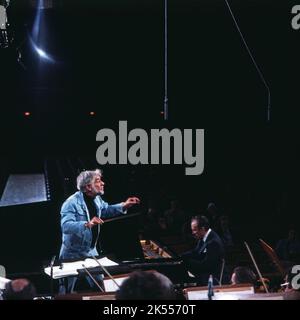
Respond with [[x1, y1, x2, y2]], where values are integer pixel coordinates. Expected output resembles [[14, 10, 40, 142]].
[[259, 239, 286, 278]]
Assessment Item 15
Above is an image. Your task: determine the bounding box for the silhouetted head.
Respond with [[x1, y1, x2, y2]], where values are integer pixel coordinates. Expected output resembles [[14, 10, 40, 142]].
[[3, 278, 36, 300], [231, 267, 256, 286], [116, 270, 176, 300], [288, 228, 298, 241], [207, 202, 219, 218]]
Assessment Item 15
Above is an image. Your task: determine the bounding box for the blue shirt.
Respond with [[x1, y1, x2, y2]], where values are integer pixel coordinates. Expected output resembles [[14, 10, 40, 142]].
[[59, 191, 125, 260]]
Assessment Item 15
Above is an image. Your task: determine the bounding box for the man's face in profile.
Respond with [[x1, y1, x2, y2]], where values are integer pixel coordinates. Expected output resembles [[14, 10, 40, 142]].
[[191, 221, 206, 240]]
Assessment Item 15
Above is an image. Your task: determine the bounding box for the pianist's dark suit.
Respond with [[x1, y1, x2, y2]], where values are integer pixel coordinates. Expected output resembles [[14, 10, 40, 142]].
[[181, 230, 225, 285]]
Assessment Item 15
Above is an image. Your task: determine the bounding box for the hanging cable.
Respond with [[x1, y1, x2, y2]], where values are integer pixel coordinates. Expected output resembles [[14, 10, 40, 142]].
[[224, 0, 271, 122]]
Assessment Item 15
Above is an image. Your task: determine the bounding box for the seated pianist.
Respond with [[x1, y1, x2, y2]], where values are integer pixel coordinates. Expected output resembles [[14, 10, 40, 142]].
[[181, 215, 225, 286]]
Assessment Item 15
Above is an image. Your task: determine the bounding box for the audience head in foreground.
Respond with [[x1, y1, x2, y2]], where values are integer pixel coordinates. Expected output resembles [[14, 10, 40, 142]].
[[3, 278, 36, 300], [116, 270, 176, 300]]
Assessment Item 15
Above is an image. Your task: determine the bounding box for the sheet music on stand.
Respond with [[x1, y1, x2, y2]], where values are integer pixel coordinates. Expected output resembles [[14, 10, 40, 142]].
[[44, 257, 118, 279], [103, 275, 129, 292]]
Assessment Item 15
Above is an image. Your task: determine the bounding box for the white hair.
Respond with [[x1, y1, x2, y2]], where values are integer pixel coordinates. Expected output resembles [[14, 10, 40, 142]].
[[76, 169, 102, 192]]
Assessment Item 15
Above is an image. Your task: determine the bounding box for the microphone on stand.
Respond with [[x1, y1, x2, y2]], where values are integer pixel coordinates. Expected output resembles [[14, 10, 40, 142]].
[[50, 255, 56, 267], [91, 256, 121, 290], [208, 274, 214, 300], [50, 255, 56, 299], [81, 264, 104, 293]]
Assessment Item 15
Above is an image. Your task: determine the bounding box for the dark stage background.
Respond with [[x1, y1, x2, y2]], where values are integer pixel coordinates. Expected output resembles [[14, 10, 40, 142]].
[[0, 0, 300, 294]]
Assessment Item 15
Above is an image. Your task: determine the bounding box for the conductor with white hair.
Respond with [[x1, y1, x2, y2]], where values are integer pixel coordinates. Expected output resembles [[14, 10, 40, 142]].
[[59, 169, 140, 293]]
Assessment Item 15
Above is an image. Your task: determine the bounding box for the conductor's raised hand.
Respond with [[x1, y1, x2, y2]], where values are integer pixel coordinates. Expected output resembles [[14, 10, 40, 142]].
[[122, 197, 141, 210]]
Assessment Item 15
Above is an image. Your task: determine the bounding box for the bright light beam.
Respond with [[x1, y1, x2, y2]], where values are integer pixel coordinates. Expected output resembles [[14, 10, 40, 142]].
[[30, 0, 55, 63], [29, 35, 55, 63]]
